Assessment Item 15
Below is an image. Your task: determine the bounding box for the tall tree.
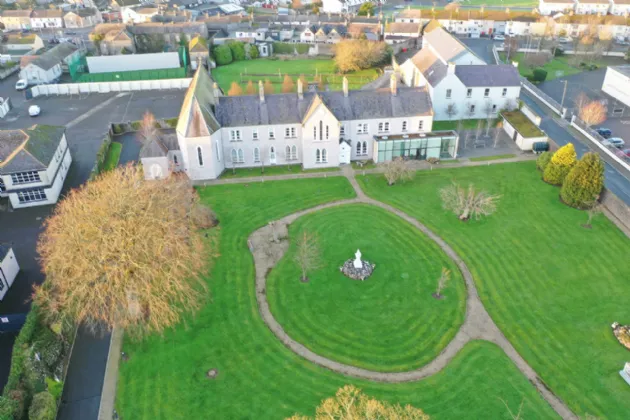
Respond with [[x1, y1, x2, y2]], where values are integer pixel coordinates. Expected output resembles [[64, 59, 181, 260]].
[[33, 166, 212, 337], [578, 97, 607, 126], [334, 40, 389, 73], [287, 385, 429, 420], [381, 157, 413, 186], [228, 81, 243, 96], [282, 74, 295, 93], [560, 152, 604, 208], [357, 2, 375, 16], [139, 110, 158, 146], [543, 143, 577, 185], [293, 231, 321, 282]]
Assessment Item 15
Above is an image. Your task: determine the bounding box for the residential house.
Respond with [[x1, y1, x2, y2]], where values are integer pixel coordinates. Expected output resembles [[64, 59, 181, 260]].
[[129, 22, 209, 50], [140, 132, 183, 179], [300, 25, 346, 43], [20, 43, 80, 84], [602, 66, 630, 109], [575, 0, 612, 15], [30, 9, 64, 29], [0, 10, 33, 30], [0, 245, 19, 301], [63, 8, 103, 28], [189, 35, 208, 69], [538, 0, 576, 15], [267, 26, 295, 42], [395, 8, 424, 23], [140, 67, 460, 181], [122, 7, 159, 24], [421, 22, 485, 65], [322, 0, 376, 13], [384, 22, 421, 38], [611, 0, 630, 15], [347, 22, 381, 41], [0, 125, 72, 209], [0, 34, 44, 54], [101, 27, 135, 54]]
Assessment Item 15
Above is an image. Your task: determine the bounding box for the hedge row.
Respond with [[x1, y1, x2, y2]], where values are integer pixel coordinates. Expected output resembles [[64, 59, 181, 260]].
[[88, 134, 113, 181], [272, 42, 310, 55]]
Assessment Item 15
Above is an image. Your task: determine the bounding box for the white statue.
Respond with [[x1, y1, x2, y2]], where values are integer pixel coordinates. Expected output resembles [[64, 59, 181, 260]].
[[353, 249, 362, 269]]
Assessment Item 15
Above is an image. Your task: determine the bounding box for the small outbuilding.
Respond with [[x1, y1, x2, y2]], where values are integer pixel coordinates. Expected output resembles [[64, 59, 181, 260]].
[[0, 245, 19, 301]]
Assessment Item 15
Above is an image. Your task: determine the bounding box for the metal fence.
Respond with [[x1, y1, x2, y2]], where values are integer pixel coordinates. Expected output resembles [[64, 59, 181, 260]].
[[571, 115, 630, 170]]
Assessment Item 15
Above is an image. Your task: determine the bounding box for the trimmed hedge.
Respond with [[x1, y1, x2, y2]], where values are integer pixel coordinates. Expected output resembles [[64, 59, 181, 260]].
[[88, 135, 113, 181], [213, 44, 233, 66], [272, 42, 310, 55]]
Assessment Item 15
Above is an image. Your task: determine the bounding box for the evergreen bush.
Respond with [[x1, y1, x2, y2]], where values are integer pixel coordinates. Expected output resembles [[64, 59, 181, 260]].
[[536, 151, 552, 172], [560, 152, 604, 208], [543, 143, 577, 185]]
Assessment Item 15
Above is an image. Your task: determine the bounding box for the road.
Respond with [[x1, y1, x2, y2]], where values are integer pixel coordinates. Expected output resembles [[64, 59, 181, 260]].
[[0, 72, 185, 420]]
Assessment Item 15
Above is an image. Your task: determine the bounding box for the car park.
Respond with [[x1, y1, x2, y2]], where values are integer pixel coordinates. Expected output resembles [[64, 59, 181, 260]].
[[28, 105, 40, 117], [558, 37, 572, 43], [596, 128, 612, 138], [494, 34, 505, 41], [615, 149, 630, 158], [603, 137, 625, 149], [15, 79, 28, 90]]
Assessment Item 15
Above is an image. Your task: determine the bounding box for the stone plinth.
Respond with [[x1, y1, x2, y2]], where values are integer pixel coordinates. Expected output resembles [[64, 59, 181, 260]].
[[340, 259, 375, 281]]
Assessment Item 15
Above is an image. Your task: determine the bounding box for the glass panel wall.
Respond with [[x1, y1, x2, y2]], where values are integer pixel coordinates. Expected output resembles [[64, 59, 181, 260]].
[[376, 135, 458, 162]]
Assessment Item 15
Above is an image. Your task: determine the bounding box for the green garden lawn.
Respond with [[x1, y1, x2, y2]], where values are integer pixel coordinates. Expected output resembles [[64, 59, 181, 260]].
[[220, 164, 339, 178], [502, 53, 625, 81], [211, 58, 379, 93], [102, 142, 122, 171], [116, 177, 557, 419], [267, 204, 466, 372], [357, 162, 630, 418]]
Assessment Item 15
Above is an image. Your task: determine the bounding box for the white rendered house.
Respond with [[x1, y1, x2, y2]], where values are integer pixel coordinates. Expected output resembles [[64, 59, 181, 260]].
[[602, 66, 630, 108], [140, 68, 460, 181], [538, 0, 576, 15], [575, 0, 612, 15], [0, 245, 19, 301], [0, 125, 72, 209], [611, 0, 630, 16]]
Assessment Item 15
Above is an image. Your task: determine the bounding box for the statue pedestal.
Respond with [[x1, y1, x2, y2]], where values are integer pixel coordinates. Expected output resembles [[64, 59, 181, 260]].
[[621, 363, 630, 386]]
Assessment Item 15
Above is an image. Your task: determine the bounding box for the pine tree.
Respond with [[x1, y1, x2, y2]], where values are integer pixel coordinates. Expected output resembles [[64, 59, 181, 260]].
[[227, 81, 243, 96], [536, 151, 552, 172], [560, 152, 604, 208], [281, 74, 295, 93], [543, 143, 577, 185], [245, 80, 256, 95]]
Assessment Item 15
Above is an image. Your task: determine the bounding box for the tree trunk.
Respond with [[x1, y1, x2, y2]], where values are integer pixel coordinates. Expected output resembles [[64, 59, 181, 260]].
[[459, 207, 470, 221]]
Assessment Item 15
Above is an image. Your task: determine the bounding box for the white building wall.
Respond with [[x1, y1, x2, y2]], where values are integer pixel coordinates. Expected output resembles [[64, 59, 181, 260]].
[[20, 63, 61, 84], [86, 52, 180, 73], [178, 131, 224, 181], [611, 4, 630, 15], [0, 248, 19, 301], [602, 67, 630, 107], [322, 0, 344, 13], [539, 0, 575, 15], [575, 2, 611, 15], [31, 17, 64, 28], [301, 102, 340, 169]]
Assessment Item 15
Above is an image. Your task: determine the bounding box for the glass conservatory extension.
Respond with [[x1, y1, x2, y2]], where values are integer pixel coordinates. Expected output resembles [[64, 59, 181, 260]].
[[373, 131, 459, 163]]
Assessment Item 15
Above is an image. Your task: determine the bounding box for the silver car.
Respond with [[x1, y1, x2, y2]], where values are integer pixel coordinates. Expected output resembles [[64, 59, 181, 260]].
[[603, 137, 625, 149]]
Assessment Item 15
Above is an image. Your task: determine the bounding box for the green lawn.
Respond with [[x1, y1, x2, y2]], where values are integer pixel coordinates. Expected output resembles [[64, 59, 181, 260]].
[[357, 162, 630, 418], [469, 154, 517, 162], [433, 119, 493, 131], [211, 59, 379, 93], [267, 204, 466, 372], [116, 177, 557, 419], [102, 142, 122, 171], [501, 53, 624, 81], [220, 164, 339, 179], [352, 160, 377, 170]]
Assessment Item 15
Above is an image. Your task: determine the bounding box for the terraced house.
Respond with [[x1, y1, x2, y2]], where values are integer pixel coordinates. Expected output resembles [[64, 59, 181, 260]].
[[140, 68, 460, 181], [0, 125, 71, 209]]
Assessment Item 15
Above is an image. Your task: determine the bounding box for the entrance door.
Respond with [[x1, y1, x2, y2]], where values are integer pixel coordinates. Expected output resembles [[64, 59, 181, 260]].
[[339, 142, 350, 164], [270, 146, 276, 164]]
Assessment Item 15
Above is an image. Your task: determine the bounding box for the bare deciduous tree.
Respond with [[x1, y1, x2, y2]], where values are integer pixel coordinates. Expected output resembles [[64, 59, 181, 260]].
[[493, 121, 503, 148], [33, 165, 211, 337], [445, 103, 458, 120], [440, 183, 501, 221], [500, 398, 525, 420], [433, 267, 451, 299], [381, 157, 413, 186], [583, 200, 602, 229], [287, 385, 429, 420], [294, 231, 321, 282], [139, 110, 158, 146]]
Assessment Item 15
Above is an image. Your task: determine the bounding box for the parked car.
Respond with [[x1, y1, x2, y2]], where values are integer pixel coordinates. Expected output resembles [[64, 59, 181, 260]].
[[615, 149, 630, 158], [596, 128, 612, 138], [28, 105, 40, 117], [15, 79, 28, 90], [603, 137, 625, 149], [558, 37, 573, 43], [494, 34, 505, 41], [49, 38, 60, 45]]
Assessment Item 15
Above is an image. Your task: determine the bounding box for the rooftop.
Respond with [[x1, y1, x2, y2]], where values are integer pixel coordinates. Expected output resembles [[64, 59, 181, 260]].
[[502, 111, 544, 138], [0, 125, 65, 175], [29, 43, 78, 71], [455, 64, 521, 87], [611, 65, 630, 77]]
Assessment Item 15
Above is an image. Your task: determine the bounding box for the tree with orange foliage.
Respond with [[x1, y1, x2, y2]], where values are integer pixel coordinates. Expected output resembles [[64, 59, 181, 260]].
[[33, 165, 214, 338], [139, 110, 158, 146], [264, 79, 275, 95], [245, 80, 256, 95], [281, 74, 295, 93], [228, 81, 243, 96]]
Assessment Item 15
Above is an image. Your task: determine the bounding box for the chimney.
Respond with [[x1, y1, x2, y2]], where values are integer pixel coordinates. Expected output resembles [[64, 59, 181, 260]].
[[297, 78, 303, 100], [447, 62, 456, 75], [258, 80, 264, 103], [342, 77, 349, 97], [390, 74, 397, 96], [213, 82, 221, 99]]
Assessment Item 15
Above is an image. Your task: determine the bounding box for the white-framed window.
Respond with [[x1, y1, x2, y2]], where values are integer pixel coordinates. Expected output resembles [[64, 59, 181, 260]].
[[356, 141, 362, 155], [325, 125, 329, 139], [418, 120, 424, 130], [357, 123, 368, 134], [402, 121, 407, 132], [319, 121, 323, 140], [215, 140, 221, 162], [378, 122, 390, 133], [231, 148, 245, 163], [270, 146, 276, 160], [17, 189, 47, 203], [356, 141, 368, 156], [502, 88, 507, 97], [291, 145, 298, 160], [197, 147, 204, 166], [362, 141, 367, 156], [470, 104, 476, 113], [340, 125, 345, 136], [268, 128, 275, 139], [252, 129, 259, 140], [484, 88, 490, 97], [173, 155, 178, 165], [230, 130, 242, 141], [467, 88, 472, 98], [285, 127, 296, 138], [322, 148, 327, 163], [253, 147, 260, 163], [446, 89, 452, 99], [313, 125, 317, 139], [316, 148, 321, 163], [10, 171, 41, 185], [492, 104, 497, 112]]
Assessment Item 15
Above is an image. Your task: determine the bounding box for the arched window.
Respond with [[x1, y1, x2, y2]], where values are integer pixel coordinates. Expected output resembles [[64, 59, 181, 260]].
[[356, 141, 361, 155], [231, 149, 238, 163], [270, 146, 276, 160], [362, 141, 367, 155], [316, 149, 321, 163], [319, 120, 323, 140], [326, 125, 329, 139], [291, 145, 297, 160], [253, 147, 260, 163], [197, 147, 204, 166], [173, 154, 178, 165], [237, 149, 244, 163], [150, 164, 163, 179], [286, 145, 291, 160], [313, 125, 317, 140], [322, 148, 328, 163]]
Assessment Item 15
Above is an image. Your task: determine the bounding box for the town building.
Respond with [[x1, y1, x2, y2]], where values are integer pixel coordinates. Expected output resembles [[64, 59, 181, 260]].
[[0, 34, 44, 55], [0, 10, 33, 31], [63, 8, 103, 29], [0, 125, 72, 209], [538, 0, 576, 15], [30, 9, 64, 29], [189, 36, 209, 69], [0, 245, 19, 301], [575, 0, 611, 15], [611, 0, 630, 15], [602, 66, 630, 110], [140, 67, 460, 181], [122, 6, 159, 24], [299, 25, 347, 43], [322, 0, 378, 13], [19, 44, 80, 84]]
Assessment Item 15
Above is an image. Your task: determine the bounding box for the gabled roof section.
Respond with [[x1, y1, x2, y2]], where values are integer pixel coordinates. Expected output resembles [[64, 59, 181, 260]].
[[424, 26, 471, 63], [177, 67, 220, 138], [189, 36, 207, 52], [0, 125, 65, 175], [455, 65, 521, 87], [140, 131, 179, 158], [29, 43, 78, 71], [410, 48, 448, 87], [423, 19, 442, 34], [301, 94, 338, 125]]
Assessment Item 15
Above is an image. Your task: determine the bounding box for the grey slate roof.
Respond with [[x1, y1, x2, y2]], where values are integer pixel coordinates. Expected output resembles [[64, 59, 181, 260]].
[[423, 26, 471, 63], [0, 244, 10, 262], [140, 132, 179, 158], [29, 44, 78, 71], [455, 65, 521, 87], [612, 65, 630, 77], [411, 48, 447, 87], [214, 87, 433, 127], [0, 125, 65, 174]]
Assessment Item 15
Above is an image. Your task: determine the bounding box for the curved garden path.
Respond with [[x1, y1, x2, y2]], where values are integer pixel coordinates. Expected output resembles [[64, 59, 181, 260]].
[[248, 172, 576, 420]]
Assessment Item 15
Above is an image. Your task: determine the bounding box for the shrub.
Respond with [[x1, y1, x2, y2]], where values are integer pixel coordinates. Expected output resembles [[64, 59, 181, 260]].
[[560, 152, 604, 208], [532, 68, 548, 82], [45, 378, 63, 401], [249, 44, 259, 59], [29, 392, 56, 420], [165, 117, 178, 128], [112, 124, 123, 135], [130, 121, 141, 131], [554, 47, 564, 57], [213, 44, 233, 66], [227, 41, 246, 61], [536, 151, 552, 172], [589, 64, 598, 71], [543, 143, 577, 185]]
